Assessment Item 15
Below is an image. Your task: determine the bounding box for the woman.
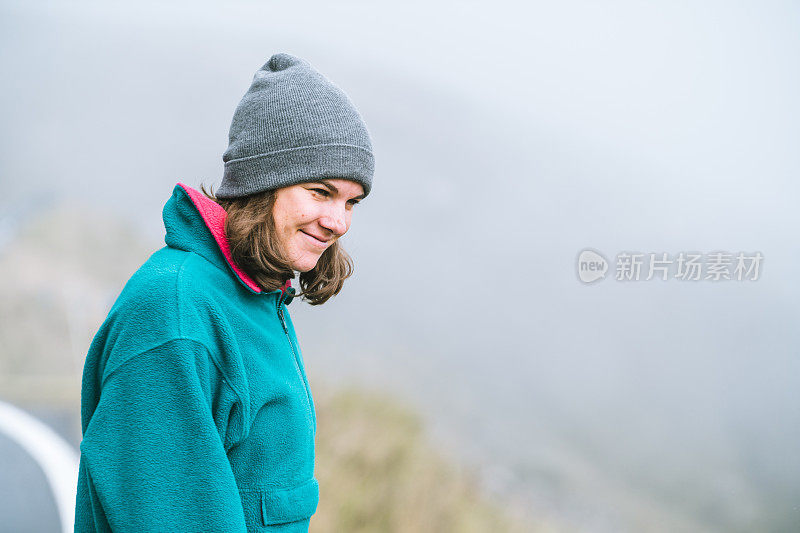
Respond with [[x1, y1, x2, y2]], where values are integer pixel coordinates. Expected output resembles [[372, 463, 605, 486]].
[[74, 53, 374, 532]]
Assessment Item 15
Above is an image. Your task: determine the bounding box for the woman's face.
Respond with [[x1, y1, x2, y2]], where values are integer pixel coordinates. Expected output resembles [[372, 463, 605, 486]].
[[272, 178, 365, 272]]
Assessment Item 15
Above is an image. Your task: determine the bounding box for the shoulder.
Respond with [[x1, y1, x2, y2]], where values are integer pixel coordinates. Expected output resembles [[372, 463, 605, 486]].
[[111, 247, 189, 320], [114, 247, 236, 318], [90, 246, 256, 384], [112, 247, 254, 346], [98, 249, 221, 365]]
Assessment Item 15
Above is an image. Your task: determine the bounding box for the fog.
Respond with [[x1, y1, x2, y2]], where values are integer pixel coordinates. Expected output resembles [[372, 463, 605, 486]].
[[2, 0, 798, 531]]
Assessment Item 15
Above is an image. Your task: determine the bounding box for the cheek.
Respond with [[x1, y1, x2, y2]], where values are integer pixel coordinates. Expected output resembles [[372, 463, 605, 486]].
[[288, 203, 312, 222], [275, 207, 304, 230]]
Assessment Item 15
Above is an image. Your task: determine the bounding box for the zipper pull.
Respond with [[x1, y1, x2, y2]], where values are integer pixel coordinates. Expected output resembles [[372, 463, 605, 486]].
[[277, 306, 288, 333]]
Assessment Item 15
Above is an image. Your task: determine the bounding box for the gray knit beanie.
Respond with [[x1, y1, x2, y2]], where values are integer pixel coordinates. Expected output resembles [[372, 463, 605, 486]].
[[216, 53, 374, 199]]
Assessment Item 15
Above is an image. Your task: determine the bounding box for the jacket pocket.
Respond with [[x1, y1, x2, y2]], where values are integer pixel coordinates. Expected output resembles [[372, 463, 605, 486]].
[[261, 478, 320, 526]]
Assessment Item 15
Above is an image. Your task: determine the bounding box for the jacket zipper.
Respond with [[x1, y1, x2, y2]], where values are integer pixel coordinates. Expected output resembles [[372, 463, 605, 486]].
[[276, 295, 315, 425]]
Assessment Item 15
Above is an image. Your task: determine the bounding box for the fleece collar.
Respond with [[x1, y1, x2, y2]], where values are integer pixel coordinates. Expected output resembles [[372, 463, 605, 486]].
[[176, 182, 292, 299]]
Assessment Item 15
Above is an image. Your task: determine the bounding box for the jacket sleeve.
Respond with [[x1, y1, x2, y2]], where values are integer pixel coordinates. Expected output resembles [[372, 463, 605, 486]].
[[76, 338, 247, 532]]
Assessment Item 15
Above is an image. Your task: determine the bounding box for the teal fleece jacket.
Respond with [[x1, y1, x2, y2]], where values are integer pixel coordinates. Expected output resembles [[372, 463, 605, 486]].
[[75, 183, 318, 532]]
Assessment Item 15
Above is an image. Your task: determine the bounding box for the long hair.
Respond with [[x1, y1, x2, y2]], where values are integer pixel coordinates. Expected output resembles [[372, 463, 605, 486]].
[[201, 183, 353, 306]]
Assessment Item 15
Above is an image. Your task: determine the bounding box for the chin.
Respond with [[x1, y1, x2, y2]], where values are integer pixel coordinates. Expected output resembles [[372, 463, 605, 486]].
[[291, 255, 323, 273]]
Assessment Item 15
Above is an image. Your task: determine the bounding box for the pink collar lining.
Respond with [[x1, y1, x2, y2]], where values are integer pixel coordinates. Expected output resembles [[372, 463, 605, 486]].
[[177, 183, 291, 295]]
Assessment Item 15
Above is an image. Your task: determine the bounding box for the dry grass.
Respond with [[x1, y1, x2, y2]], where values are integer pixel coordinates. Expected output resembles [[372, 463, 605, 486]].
[[311, 386, 534, 533]]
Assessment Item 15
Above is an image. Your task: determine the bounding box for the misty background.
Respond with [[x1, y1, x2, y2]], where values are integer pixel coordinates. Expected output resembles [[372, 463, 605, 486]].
[[1, 0, 798, 531]]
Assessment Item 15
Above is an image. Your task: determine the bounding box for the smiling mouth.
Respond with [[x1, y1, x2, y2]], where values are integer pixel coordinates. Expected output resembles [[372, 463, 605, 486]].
[[300, 230, 329, 247]]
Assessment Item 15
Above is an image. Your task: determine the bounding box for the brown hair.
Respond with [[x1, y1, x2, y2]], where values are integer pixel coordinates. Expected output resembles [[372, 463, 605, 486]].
[[201, 183, 353, 306]]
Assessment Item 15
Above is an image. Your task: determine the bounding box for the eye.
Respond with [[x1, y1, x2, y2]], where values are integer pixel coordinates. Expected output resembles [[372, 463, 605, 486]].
[[347, 199, 360, 207], [310, 187, 331, 198]]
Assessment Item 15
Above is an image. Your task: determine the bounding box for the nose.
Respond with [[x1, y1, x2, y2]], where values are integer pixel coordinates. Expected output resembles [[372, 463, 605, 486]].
[[318, 203, 348, 237]]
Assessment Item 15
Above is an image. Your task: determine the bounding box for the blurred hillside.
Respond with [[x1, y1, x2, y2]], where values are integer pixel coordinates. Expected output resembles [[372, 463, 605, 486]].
[[312, 385, 542, 532], [0, 200, 152, 404]]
